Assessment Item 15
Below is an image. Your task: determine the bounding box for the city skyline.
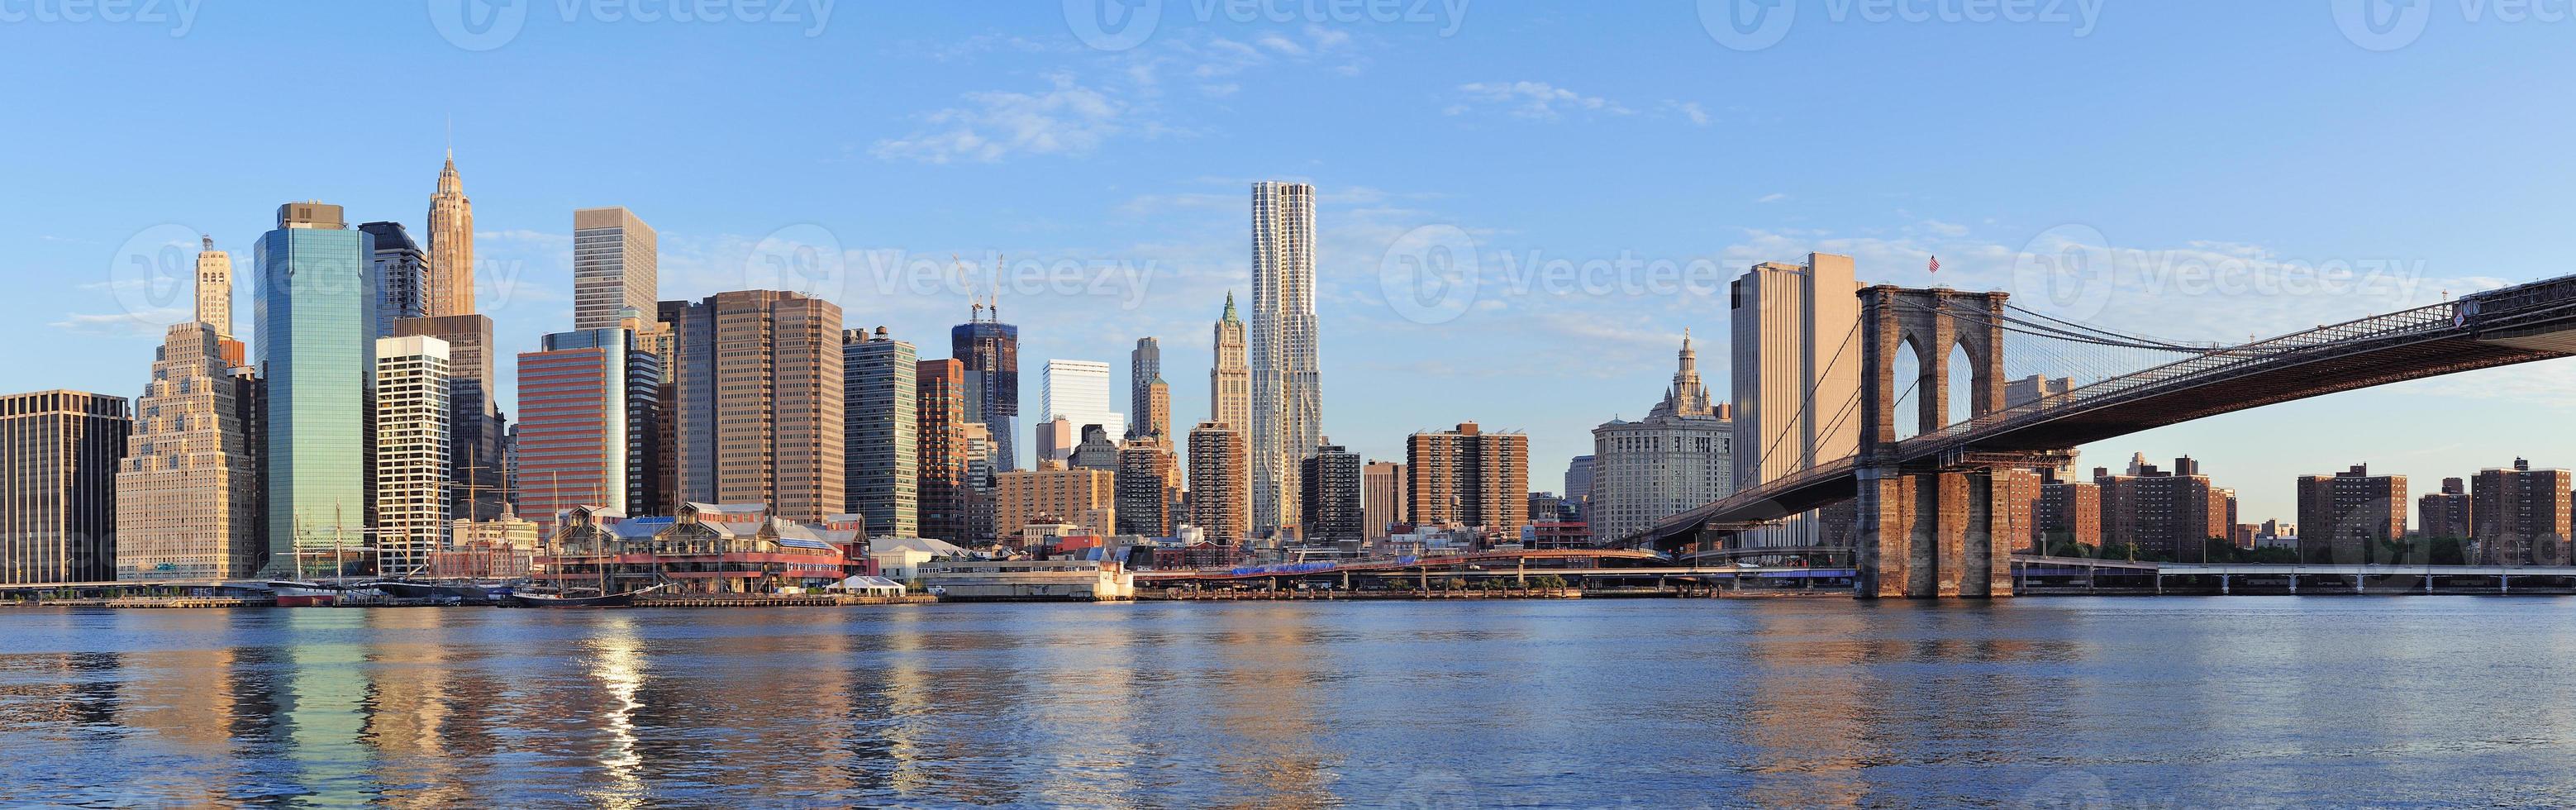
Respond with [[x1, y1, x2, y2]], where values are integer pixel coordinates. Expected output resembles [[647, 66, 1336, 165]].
[[13, 6, 2576, 524]]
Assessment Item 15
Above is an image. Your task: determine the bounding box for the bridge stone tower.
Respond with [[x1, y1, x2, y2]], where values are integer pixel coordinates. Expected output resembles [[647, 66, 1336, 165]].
[[1855, 286, 2036, 598]]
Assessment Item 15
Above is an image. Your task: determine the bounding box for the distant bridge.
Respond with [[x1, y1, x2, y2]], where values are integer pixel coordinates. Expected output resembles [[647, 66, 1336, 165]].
[[1623, 274, 2576, 597]]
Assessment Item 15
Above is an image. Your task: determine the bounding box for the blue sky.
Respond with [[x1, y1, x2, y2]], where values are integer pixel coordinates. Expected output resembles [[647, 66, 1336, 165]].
[[5, 2, 2574, 523]]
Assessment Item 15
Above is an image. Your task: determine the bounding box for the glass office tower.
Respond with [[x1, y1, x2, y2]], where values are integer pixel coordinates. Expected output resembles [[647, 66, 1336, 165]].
[[255, 202, 376, 577]]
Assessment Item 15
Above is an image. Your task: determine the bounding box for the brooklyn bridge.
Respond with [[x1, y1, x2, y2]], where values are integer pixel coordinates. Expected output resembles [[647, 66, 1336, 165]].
[[1619, 274, 2576, 598]]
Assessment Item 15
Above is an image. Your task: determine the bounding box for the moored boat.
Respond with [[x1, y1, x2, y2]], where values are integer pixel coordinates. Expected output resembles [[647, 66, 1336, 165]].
[[500, 583, 668, 608], [265, 580, 346, 608]]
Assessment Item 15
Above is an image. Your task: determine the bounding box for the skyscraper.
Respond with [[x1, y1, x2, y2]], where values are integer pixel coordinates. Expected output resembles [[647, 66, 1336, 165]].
[[393, 315, 507, 521], [1590, 332, 1735, 546], [1300, 440, 1363, 546], [2037, 478, 2103, 552], [1032, 416, 1076, 469], [843, 327, 919, 537], [2420, 477, 2471, 541], [1141, 379, 1171, 443], [916, 358, 970, 543], [1040, 359, 1123, 445], [1129, 337, 1159, 438], [0, 390, 131, 584], [256, 202, 376, 576], [1070, 424, 1119, 471], [2097, 457, 2229, 563], [1363, 460, 1406, 541], [196, 236, 232, 341], [359, 222, 426, 339], [516, 329, 636, 519], [2473, 460, 2573, 565], [961, 422, 997, 543], [1209, 293, 1250, 436], [1562, 455, 1595, 516], [117, 323, 261, 581], [2295, 464, 2407, 563], [1406, 422, 1530, 539], [1187, 422, 1249, 543], [991, 467, 1116, 545], [1249, 181, 1323, 536], [573, 207, 658, 330], [373, 336, 451, 576], [1116, 437, 1179, 537], [1730, 253, 1860, 548], [426, 153, 474, 316], [952, 307, 1020, 472], [672, 290, 844, 522]]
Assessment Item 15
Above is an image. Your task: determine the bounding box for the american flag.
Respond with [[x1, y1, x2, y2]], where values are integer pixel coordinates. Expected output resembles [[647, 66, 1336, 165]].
[[1928, 255, 1940, 274]]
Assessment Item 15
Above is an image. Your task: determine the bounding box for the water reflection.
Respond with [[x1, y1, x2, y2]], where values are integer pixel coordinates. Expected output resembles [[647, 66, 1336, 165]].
[[583, 617, 645, 808], [2, 598, 2576, 806]]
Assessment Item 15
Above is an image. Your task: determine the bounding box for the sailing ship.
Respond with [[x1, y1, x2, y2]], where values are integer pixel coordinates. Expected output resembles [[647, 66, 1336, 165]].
[[499, 582, 668, 608]]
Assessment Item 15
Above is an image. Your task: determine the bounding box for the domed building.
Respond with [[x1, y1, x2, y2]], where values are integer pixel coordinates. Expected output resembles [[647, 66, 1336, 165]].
[[1589, 332, 1735, 546]]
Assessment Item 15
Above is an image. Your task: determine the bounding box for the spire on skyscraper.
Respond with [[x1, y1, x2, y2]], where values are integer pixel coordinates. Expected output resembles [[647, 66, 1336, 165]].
[[426, 151, 475, 315]]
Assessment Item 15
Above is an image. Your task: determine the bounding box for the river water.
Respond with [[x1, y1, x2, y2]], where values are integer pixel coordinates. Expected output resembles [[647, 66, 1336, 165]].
[[2, 598, 2570, 808]]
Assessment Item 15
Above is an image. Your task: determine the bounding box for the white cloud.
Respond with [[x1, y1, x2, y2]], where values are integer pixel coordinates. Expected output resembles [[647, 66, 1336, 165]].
[[1660, 100, 1712, 126], [1448, 82, 1633, 120], [52, 309, 187, 337], [1755, 193, 1788, 203], [1255, 32, 1307, 56], [872, 74, 1131, 164], [874, 27, 1366, 164]]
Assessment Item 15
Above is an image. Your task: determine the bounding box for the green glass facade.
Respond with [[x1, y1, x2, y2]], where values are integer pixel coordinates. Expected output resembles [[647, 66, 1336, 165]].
[[255, 219, 376, 576]]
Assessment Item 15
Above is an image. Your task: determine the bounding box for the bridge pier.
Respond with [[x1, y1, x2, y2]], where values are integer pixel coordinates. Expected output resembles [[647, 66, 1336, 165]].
[[1853, 286, 2032, 599], [2221, 574, 2230, 594], [1858, 466, 2031, 598]]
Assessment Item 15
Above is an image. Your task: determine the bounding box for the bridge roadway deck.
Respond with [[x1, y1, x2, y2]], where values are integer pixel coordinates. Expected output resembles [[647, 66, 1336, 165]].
[[1626, 280, 2576, 550]]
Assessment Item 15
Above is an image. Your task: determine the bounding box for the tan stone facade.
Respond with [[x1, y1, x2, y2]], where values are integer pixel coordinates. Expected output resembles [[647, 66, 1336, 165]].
[[993, 467, 1114, 545], [672, 290, 845, 522], [426, 155, 475, 316], [117, 325, 258, 581]]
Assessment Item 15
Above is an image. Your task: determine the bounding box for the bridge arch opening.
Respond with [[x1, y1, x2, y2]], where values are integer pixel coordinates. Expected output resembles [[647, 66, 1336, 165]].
[[1946, 341, 1976, 431], [1891, 335, 1926, 441]]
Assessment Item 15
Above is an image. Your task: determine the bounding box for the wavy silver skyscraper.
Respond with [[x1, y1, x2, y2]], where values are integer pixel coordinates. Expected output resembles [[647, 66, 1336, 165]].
[[1249, 181, 1321, 536]]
